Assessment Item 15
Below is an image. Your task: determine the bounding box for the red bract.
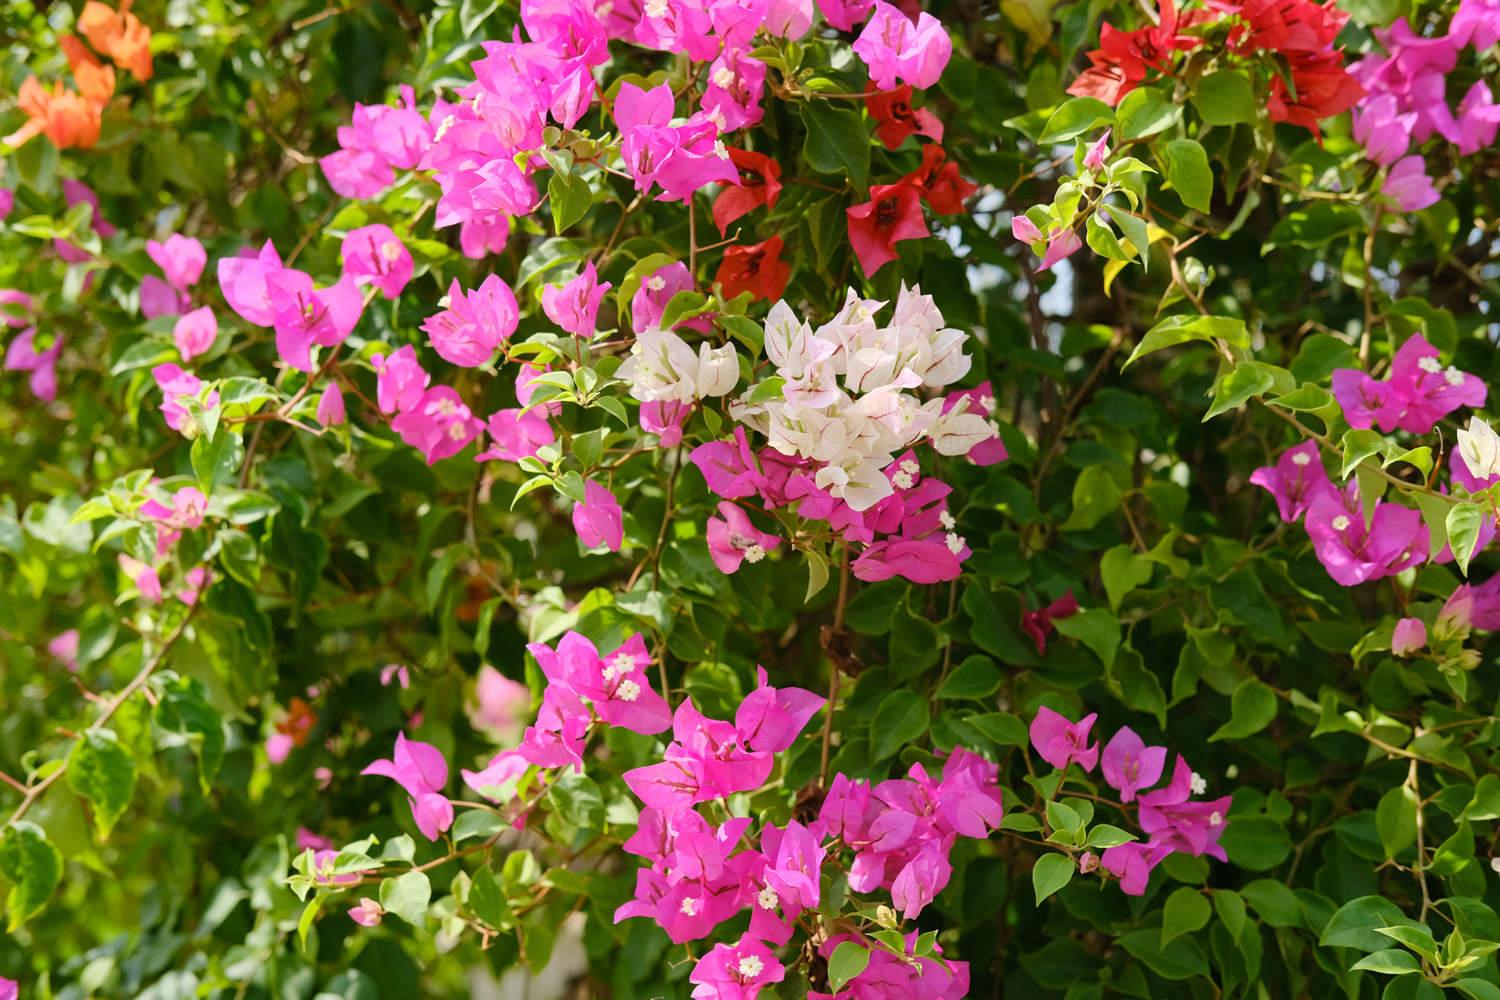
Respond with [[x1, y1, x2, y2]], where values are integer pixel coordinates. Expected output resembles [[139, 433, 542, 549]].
[[716, 235, 792, 302], [902, 145, 977, 215], [1269, 51, 1365, 135], [1067, 0, 1204, 105], [845, 182, 929, 276], [712, 148, 783, 235], [866, 83, 944, 150]]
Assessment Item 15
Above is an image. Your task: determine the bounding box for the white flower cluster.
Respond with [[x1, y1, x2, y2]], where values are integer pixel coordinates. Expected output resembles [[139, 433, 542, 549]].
[[616, 327, 740, 402], [732, 285, 999, 511]]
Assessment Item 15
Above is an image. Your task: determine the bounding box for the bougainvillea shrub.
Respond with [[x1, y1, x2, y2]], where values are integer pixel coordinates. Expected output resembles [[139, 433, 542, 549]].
[[2, 0, 1499, 996]]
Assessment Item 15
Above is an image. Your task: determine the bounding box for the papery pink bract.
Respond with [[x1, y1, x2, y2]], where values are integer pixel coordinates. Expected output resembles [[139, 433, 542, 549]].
[[1029, 706, 1099, 772], [147, 234, 207, 292], [316, 382, 346, 427], [853, 2, 953, 90], [423, 275, 518, 367], [372, 345, 430, 415], [573, 479, 624, 551], [173, 306, 218, 361], [341, 224, 414, 300], [1100, 726, 1167, 803], [390, 386, 483, 464], [707, 502, 780, 573], [542, 261, 611, 338], [475, 408, 555, 463], [1247, 440, 1331, 522], [360, 732, 454, 841]]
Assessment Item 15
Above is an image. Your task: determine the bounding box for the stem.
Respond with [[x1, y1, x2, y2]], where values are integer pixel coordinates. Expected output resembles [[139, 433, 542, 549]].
[[6, 603, 198, 825], [818, 547, 851, 788]]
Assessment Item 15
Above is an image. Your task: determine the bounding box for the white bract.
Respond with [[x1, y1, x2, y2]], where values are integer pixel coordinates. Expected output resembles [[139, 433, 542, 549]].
[[617, 327, 741, 403], [735, 284, 998, 511], [1456, 415, 1500, 479]]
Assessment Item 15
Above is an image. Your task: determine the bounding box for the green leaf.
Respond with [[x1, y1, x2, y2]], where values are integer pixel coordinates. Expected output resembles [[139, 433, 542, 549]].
[[379, 871, 432, 926], [1100, 544, 1153, 610], [1456, 980, 1500, 1000], [1446, 502, 1485, 576], [1038, 97, 1115, 143], [1192, 71, 1257, 125], [1116, 87, 1182, 140], [1213, 889, 1248, 940], [937, 655, 1002, 700], [1085, 214, 1132, 262], [1114, 211, 1151, 271], [66, 730, 137, 838], [156, 675, 226, 791], [0, 821, 62, 930], [1159, 139, 1213, 214], [1320, 896, 1411, 951], [452, 809, 506, 845], [828, 941, 872, 992], [1032, 853, 1074, 904], [800, 103, 870, 190], [469, 866, 513, 930], [1204, 362, 1276, 420], [1350, 949, 1421, 975], [1376, 785, 1419, 858], [1266, 203, 1364, 251], [1208, 678, 1277, 741], [1054, 608, 1120, 668], [869, 691, 929, 762], [1220, 816, 1291, 871], [1061, 465, 1123, 531], [1125, 314, 1249, 368], [1162, 887, 1212, 947], [548, 170, 592, 234]]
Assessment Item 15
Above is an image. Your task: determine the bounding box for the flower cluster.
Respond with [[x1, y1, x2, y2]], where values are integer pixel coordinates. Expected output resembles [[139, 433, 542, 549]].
[[5, 1, 151, 151], [1030, 708, 1231, 895], [1070, 0, 1362, 134], [1350, 0, 1500, 209]]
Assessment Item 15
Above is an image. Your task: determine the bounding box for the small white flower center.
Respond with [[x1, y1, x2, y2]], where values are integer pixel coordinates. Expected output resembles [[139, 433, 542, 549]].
[[713, 140, 729, 159], [979, 394, 996, 412], [745, 544, 766, 563], [679, 897, 699, 915], [644, 0, 669, 16], [1209, 811, 1223, 827], [757, 886, 778, 910], [380, 240, 402, 263], [939, 510, 956, 530], [646, 276, 665, 292], [1291, 452, 1311, 466], [1419, 356, 1443, 374], [900, 459, 919, 476], [891, 470, 914, 490], [1445, 367, 1465, 386], [616, 679, 641, 702], [712, 66, 736, 88], [737, 956, 764, 979], [1190, 772, 1207, 795], [945, 532, 965, 555], [1332, 515, 1351, 531]]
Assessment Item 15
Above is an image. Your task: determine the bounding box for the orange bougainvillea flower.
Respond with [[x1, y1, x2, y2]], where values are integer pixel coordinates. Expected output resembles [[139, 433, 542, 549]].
[[4, 76, 105, 150], [60, 35, 117, 104], [78, 0, 154, 82]]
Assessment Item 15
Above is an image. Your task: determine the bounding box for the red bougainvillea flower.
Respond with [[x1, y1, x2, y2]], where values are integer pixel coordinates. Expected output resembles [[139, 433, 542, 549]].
[[845, 182, 929, 276], [866, 83, 944, 150], [902, 145, 977, 215], [716, 235, 792, 301], [1268, 51, 1365, 136], [1067, 0, 1203, 105], [712, 148, 783, 235], [78, 0, 154, 81]]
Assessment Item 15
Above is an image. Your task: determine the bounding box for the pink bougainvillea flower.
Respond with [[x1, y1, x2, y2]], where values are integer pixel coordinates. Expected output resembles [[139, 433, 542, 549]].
[[1392, 617, 1427, 656], [616, 82, 737, 203], [515, 363, 563, 417], [371, 345, 430, 416], [689, 935, 785, 999], [1383, 155, 1440, 212], [140, 273, 189, 320], [151, 362, 219, 435], [713, 148, 783, 235], [5, 327, 61, 402], [341, 224, 414, 300], [630, 261, 708, 333], [941, 382, 1007, 465], [1100, 840, 1173, 896], [173, 306, 218, 361], [269, 270, 365, 372], [690, 428, 767, 499], [530, 631, 673, 735], [470, 665, 531, 741], [818, 0, 876, 30], [701, 46, 767, 133], [1456, 81, 1500, 156], [49, 629, 80, 671], [1038, 228, 1084, 271], [147, 234, 207, 293], [1011, 214, 1043, 244], [641, 400, 693, 447], [1353, 94, 1415, 165], [475, 407, 555, 463], [707, 502, 780, 573], [542, 261, 612, 338], [1083, 128, 1112, 171], [1248, 440, 1332, 522], [1305, 482, 1428, 586], [573, 479, 624, 551], [316, 382, 346, 427], [1329, 368, 1392, 431], [866, 83, 944, 150], [853, 1, 952, 90], [178, 565, 210, 606], [1020, 590, 1079, 654], [0, 188, 12, 221], [1138, 757, 1231, 860], [735, 667, 825, 753], [348, 898, 385, 927], [846, 182, 929, 276], [1334, 335, 1485, 434], [380, 663, 411, 688], [217, 241, 285, 327], [361, 732, 454, 841], [118, 554, 162, 603], [766, 0, 814, 35], [390, 386, 483, 464], [1100, 726, 1167, 802], [1450, 0, 1500, 48], [1029, 705, 1099, 772], [422, 275, 519, 367]]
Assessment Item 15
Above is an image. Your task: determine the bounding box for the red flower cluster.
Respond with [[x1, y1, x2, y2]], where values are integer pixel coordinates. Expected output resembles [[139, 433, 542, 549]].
[[1069, 0, 1363, 133]]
